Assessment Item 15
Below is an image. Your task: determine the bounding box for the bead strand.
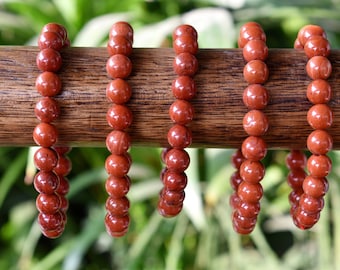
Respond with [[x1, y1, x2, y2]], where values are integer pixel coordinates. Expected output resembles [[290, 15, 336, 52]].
[[292, 25, 333, 229], [104, 21, 134, 237], [157, 25, 198, 217], [33, 23, 70, 238], [231, 22, 269, 234]]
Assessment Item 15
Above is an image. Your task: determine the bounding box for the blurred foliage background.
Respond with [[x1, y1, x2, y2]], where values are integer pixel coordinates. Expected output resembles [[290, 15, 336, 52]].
[[1, 0, 340, 269]]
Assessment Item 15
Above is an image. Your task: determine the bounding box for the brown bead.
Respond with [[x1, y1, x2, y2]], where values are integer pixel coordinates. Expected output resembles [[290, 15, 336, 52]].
[[297, 25, 326, 46], [160, 189, 185, 205], [158, 199, 183, 218], [307, 154, 332, 178], [237, 201, 260, 218], [105, 154, 130, 178], [243, 84, 268, 110], [304, 36, 330, 59], [107, 36, 132, 56], [165, 148, 190, 173], [53, 155, 71, 177], [241, 136, 267, 161], [238, 23, 266, 49], [306, 56, 332, 80], [33, 122, 58, 147], [36, 193, 61, 214], [286, 150, 307, 169], [106, 104, 133, 130], [287, 168, 306, 190], [242, 109, 269, 136], [237, 181, 263, 203], [300, 194, 324, 214], [35, 72, 62, 97], [34, 147, 58, 171], [109, 21, 134, 43], [173, 52, 198, 76], [38, 210, 65, 232], [289, 188, 304, 206], [54, 146, 72, 155], [169, 100, 194, 125], [41, 23, 68, 41], [294, 38, 303, 49], [172, 24, 198, 41], [105, 213, 130, 237], [307, 79, 331, 104], [232, 211, 257, 230], [173, 35, 198, 55], [243, 39, 268, 62], [172, 76, 196, 100], [167, 124, 192, 149], [105, 175, 131, 198], [307, 130, 333, 155], [58, 195, 68, 212], [106, 130, 130, 155], [231, 149, 245, 169], [294, 208, 320, 229], [106, 79, 132, 104], [302, 175, 329, 198], [56, 176, 69, 196], [162, 170, 188, 191], [106, 196, 130, 216], [36, 48, 62, 72], [38, 31, 64, 51], [230, 171, 243, 191], [34, 171, 59, 194], [229, 192, 240, 209], [307, 104, 333, 130], [106, 54, 132, 79], [240, 160, 265, 184], [35, 97, 60, 123], [243, 60, 269, 84]]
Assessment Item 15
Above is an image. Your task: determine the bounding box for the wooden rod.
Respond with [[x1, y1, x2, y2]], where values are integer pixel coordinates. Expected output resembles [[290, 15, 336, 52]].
[[0, 46, 339, 149]]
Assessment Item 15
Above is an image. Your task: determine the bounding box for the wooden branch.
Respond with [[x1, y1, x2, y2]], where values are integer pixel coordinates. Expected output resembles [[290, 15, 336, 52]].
[[0, 46, 339, 149]]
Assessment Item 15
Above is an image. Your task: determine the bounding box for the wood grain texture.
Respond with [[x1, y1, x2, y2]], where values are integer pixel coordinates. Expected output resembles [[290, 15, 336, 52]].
[[0, 46, 339, 149]]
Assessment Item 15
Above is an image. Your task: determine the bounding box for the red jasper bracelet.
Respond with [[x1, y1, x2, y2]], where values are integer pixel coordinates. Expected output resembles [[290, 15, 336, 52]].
[[33, 23, 71, 238]]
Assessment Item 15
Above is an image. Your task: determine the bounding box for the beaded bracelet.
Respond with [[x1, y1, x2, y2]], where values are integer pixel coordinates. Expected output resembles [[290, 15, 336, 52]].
[[157, 24, 198, 217], [230, 22, 269, 234], [291, 25, 333, 230], [104, 21, 134, 237], [33, 23, 71, 238]]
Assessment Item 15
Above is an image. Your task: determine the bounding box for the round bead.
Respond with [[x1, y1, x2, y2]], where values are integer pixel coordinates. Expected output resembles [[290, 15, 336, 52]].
[[243, 60, 269, 84], [162, 170, 188, 191], [36, 48, 62, 72], [35, 97, 60, 123], [167, 124, 192, 149], [289, 188, 304, 206], [41, 23, 68, 41], [54, 146, 72, 155], [33, 122, 58, 147], [36, 193, 61, 214], [287, 168, 306, 189], [230, 171, 243, 190], [242, 109, 269, 136], [306, 79, 331, 104], [232, 211, 257, 231], [304, 36, 330, 58], [307, 104, 333, 130], [169, 100, 194, 125], [160, 189, 185, 205], [306, 56, 332, 80], [34, 171, 59, 194], [106, 130, 130, 155], [302, 175, 329, 198], [307, 130, 333, 155], [106, 79, 132, 104], [286, 150, 307, 169], [106, 104, 133, 130], [241, 136, 267, 161], [172, 76, 196, 100], [173, 53, 198, 76], [38, 31, 64, 51], [173, 35, 198, 55], [109, 21, 134, 43], [165, 148, 190, 173], [231, 149, 245, 169], [238, 24, 266, 49], [56, 176, 69, 195], [105, 213, 130, 237], [54, 155, 72, 176], [35, 72, 62, 97], [105, 175, 131, 198], [300, 194, 324, 214], [106, 196, 130, 216], [107, 36, 132, 56], [294, 38, 303, 49], [307, 154, 332, 178], [294, 208, 320, 229], [240, 160, 265, 184], [237, 201, 261, 218], [243, 84, 268, 110], [106, 54, 132, 79], [173, 24, 198, 41], [297, 25, 326, 46], [232, 221, 255, 234], [105, 154, 130, 177], [243, 39, 268, 62], [237, 181, 263, 203], [59, 195, 68, 212], [34, 147, 58, 171], [158, 199, 183, 218], [229, 192, 240, 209], [38, 210, 65, 232]]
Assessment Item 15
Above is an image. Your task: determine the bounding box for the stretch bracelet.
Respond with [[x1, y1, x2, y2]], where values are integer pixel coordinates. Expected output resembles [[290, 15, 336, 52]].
[[33, 23, 71, 238]]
